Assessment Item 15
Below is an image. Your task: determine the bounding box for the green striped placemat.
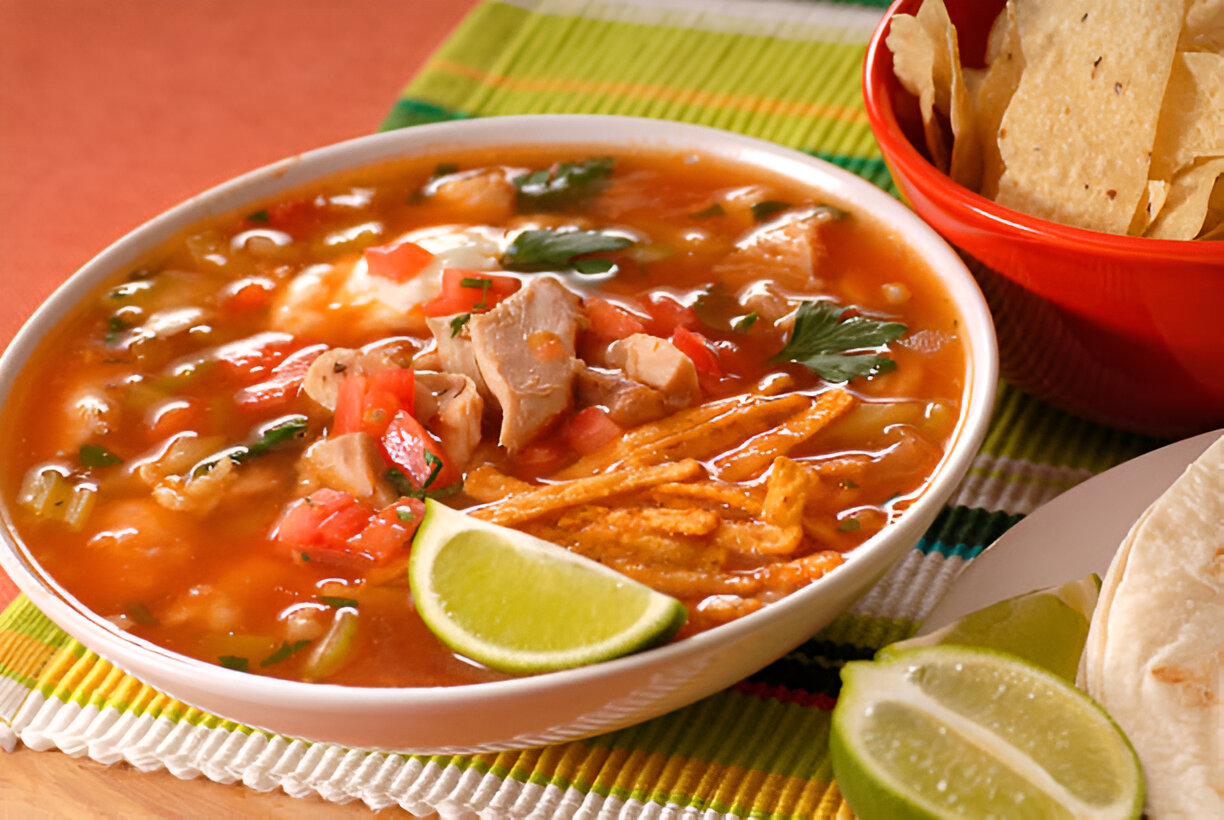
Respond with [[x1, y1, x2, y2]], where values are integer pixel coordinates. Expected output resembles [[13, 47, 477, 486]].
[[0, 1, 1163, 815]]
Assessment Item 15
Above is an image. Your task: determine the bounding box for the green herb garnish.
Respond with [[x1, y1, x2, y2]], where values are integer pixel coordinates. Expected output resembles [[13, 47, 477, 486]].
[[80, 444, 123, 467], [218, 655, 250, 672], [422, 451, 444, 489], [513, 157, 615, 209], [732, 312, 759, 332], [246, 209, 270, 223], [396, 506, 415, 523], [838, 517, 862, 532], [771, 301, 907, 382], [126, 602, 159, 626], [104, 315, 131, 344], [691, 203, 725, 219], [432, 162, 459, 179], [191, 415, 309, 477], [317, 595, 359, 610], [385, 468, 462, 501], [261, 639, 312, 667], [459, 276, 494, 310], [450, 313, 472, 337], [750, 200, 792, 222], [572, 258, 616, 275], [502, 229, 633, 272]]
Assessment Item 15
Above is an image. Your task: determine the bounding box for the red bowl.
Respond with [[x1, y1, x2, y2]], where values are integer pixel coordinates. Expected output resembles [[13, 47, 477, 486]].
[[863, 0, 1224, 439]]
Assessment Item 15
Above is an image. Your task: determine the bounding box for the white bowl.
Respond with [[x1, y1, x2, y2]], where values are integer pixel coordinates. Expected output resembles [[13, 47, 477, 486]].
[[0, 115, 998, 753]]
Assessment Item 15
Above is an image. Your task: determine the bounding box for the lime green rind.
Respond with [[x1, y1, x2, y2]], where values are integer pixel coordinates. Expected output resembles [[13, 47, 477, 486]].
[[409, 500, 686, 674], [831, 646, 1145, 820]]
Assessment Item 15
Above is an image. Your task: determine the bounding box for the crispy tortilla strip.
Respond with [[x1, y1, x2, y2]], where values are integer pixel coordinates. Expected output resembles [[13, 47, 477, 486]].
[[473, 458, 703, 527], [714, 389, 855, 481], [803, 453, 873, 480], [463, 464, 532, 503], [552, 393, 765, 479], [801, 513, 844, 549], [628, 393, 809, 468], [563, 526, 723, 571], [761, 457, 813, 529], [601, 506, 721, 537], [688, 595, 766, 632], [713, 520, 804, 557], [755, 550, 845, 592], [650, 481, 764, 516], [607, 548, 844, 600]]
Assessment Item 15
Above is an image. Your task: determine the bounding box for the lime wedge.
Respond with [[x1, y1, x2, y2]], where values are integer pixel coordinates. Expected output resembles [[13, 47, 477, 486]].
[[886, 575, 1101, 681], [831, 645, 1143, 819], [408, 499, 687, 674]]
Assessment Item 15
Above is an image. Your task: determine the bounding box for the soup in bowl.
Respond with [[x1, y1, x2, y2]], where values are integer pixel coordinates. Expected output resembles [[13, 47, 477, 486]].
[[0, 116, 996, 751]]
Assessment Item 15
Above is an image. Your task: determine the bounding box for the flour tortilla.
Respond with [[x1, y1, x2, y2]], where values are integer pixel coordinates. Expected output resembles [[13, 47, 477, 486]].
[[1081, 433, 1224, 817]]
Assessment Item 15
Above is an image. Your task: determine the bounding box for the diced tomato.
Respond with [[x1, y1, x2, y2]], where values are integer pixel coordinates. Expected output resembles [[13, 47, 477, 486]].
[[583, 297, 647, 341], [381, 410, 457, 490], [236, 344, 327, 411], [273, 489, 362, 548], [511, 439, 573, 476], [221, 277, 277, 314], [644, 294, 700, 337], [671, 326, 724, 378], [419, 269, 521, 318], [346, 498, 426, 564], [332, 368, 416, 438], [562, 406, 623, 456], [213, 332, 298, 383], [366, 367, 416, 413], [264, 198, 324, 236], [274, 490, 424, 567], [363, 240, 434, 282]]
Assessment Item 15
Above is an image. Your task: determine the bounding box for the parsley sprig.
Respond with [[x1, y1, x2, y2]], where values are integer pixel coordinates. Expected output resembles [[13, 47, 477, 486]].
[[772, 301, 907, 382], [502, 229, 633, 273], [513, 157, 615, 209]]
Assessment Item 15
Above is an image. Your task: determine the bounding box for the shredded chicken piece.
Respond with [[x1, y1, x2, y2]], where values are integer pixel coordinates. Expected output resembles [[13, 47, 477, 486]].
[[606, 333, 700, 411]]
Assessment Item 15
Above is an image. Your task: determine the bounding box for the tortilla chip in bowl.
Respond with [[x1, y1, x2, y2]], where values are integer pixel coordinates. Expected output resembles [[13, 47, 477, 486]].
[[863, 0, 1224, 438]]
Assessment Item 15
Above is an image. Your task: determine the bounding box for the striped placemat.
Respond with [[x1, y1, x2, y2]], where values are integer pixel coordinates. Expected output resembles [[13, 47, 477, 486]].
[[0, 1, 1163, 816]]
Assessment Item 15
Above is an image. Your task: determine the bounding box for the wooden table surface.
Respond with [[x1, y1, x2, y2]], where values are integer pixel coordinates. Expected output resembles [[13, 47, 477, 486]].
[[0, 1, 474, 813]]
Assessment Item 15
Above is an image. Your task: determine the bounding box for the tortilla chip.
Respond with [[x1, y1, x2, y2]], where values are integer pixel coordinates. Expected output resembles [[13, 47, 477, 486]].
[[1145, 156, 1224, 239], [995, 0, 1184, 234], [973, 1, 1025, 200], [714, 388, 855, 481], [761, 456, 814, 529], [887, 12, 951, 170], [1128, 178, 1171, 236], [1182, 0, 1224, 51], [1149, 51, 1224, 182]]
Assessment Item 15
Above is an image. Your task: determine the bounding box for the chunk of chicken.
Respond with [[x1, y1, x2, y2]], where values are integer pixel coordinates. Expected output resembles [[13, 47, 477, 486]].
[[468, 277, 582, 452], [429, 169, 517, 223], [425, 317, 492, 401], [297, 432, 396, 507], [606, 333, 701, 411], [712, 206, 836, 294], [575, 366, 668, 428], [414, 371, 484, 468]]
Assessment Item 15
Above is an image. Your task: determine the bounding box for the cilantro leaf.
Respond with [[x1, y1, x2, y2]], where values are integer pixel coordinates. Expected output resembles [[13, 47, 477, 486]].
[[261, 639, 312, 667], [513, 157, 615, 209], [190, 415, 309, 477], [750, 200, 791, 221], [772, 301, 907, 382], [218, 655, 250, 672], [502, 229, 633, 272], [317, 595, 359, 610], [80, 444, 123, 467]]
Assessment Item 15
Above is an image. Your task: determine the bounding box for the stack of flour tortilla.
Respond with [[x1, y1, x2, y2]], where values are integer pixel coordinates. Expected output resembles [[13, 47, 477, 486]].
[[1082, 433, 1224, 816]]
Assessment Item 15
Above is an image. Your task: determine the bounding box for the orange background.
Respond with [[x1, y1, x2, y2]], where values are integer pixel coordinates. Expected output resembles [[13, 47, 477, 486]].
[[0, 1, 474, 810]]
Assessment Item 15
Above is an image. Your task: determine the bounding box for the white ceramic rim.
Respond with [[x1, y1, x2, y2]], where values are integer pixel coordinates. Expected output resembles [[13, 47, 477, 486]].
[[0, 115, 998, 743]]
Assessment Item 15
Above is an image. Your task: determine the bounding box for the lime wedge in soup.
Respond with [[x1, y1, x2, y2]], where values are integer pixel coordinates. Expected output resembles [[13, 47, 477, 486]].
[[408, 499, 687, 674], [830, 645, 1143, 820]]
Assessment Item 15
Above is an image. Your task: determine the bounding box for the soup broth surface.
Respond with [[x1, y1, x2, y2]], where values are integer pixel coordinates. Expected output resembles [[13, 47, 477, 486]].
[[1, 146, 966, 686]]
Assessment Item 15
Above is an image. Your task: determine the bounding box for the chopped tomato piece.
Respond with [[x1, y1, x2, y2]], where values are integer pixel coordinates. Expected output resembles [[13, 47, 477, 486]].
[[236, 344, 327, 411], [264, 198, 324, 236], [671, 326, 724, 378], [644, 294, 700, 337], [511, 439, 573, 476], [221, 277, 277, 314], [366, 367, 416, 413], [419, 269, 520, 318], [363, 240, 434, 282], [382, 410, 456, 490], [332, 368, 416, 439], [273, 488, 361, 548], [562, 406, 623, 456], [213, 332, 298, 383], [347, 498, 426, 564], [583, 297, 647, 340]]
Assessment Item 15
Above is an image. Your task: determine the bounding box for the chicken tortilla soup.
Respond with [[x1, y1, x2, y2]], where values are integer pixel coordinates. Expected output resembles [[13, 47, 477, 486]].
[[1, 147, 966, 687]]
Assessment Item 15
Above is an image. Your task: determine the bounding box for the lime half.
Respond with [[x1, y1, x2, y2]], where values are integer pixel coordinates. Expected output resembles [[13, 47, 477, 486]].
[[831, 645, 1143, 819], [886, 576, 1101, 681], [409, 499, 687, 674]]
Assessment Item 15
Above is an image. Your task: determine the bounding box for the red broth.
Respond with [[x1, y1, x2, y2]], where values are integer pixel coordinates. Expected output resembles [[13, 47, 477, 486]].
[[0, 147, 966, 686]]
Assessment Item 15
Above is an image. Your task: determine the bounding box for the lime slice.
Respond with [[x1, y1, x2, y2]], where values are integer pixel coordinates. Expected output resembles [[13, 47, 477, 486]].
[[408, 499, 687, 674], [886, 575, 1101, 681], [831, 645, 1143, 820]]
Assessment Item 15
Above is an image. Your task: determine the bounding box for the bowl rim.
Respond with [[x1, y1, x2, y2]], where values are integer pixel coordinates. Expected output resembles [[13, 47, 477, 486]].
[[862, 0, 1223, 259], [0, 114, 998, 732]]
